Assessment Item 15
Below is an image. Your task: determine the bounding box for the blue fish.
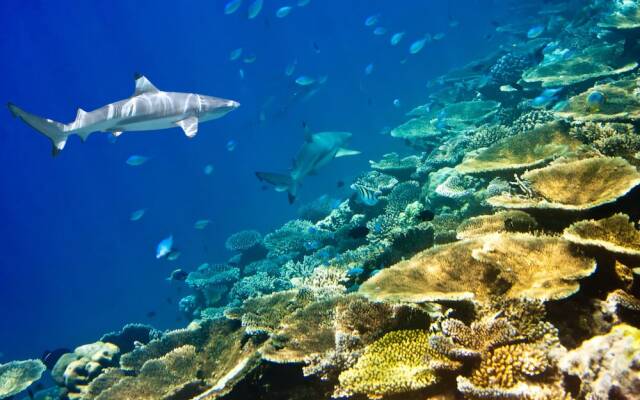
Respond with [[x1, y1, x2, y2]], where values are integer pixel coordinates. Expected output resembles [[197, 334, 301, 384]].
[[527, 24, 545, 39], [156, 235, 174, 259], [226, 140, 237, 152], [586, 91, 606, 111], [224, 0, 242, 15]]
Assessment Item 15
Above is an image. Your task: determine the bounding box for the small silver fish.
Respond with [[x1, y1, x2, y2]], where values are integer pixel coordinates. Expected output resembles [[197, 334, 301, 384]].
[[351, 183, 381, 206], [298, 0, 311, 6], [373, 27, 387, 35], [204, 164, 214, 175], [365, 14, 379, 27], [390, 32, 405, 46], [130, 209, 146, 221], [276, 6, 293, 18], [409, 36, 429, 54], [296, 75, 315, 86], [126, 155, 149, 166], [194, 219, 211, 229], [229, 48, 243, 61], [500, 84, 519, 92], [285, 59, 298, 76], [247, 0, 263, 19], [224, 0, 242, 15]]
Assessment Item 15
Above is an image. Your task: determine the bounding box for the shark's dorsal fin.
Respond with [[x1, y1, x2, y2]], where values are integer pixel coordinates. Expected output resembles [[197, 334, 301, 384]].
[[133, 73, 160, 96], [302, 122, 313, 142], [175, 116, 199, 138], [76, 108, 87, 121]]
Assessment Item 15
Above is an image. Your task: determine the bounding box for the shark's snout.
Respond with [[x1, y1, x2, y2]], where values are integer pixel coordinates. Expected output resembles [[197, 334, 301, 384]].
[[228, 100, 240, 109]]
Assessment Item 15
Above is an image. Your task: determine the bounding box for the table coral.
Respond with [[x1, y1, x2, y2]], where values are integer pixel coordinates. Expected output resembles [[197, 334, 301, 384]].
[[563, 213, 640, 257], [456, 210, 538, 240], [359, 233, 596, 305], [0, 359, 46, 399], [488, 157, 640, 212]]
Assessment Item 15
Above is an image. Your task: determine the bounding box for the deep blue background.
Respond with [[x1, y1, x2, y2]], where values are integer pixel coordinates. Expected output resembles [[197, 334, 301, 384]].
[[0, 0, 522, 360]]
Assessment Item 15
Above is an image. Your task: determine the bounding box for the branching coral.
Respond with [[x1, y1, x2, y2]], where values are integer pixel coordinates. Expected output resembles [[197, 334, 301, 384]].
[[560, 323, 640, 399], [263, 219, 333, 258], [291, 266, 348, 301], [563, 213, 640, 257], [335, 329, 461, 399], [359, 233, 596, 305], [570, 121, 640, 158], [0, 359, 46, 399], [229, 271, 291, 302], [488, 157, 640, 212], [298, 195, 342, 223]]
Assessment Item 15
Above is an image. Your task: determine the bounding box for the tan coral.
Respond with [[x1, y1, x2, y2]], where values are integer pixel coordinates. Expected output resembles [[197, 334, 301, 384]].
[[563, 213, 640, 257], [456, 210, 538, 240], [557, 77, 640, 122], [335, 330, 461, 399], [522, 41, 637, 87], [569, 121, 640, 158], [488, 157, 640, 212], [223, 290, 308, 335], [359, 233, 596, 305], [260, 297, 337, 365], [599, 1, 640, 30], [456, 122, 584, 175]]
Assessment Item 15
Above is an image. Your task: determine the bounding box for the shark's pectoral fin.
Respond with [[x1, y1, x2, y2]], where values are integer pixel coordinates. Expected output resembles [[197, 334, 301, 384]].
[[175, 116, 199, 138], [335, 148, 361, 158], [133, 73, 160, 96], [78, 131, 92, 142]]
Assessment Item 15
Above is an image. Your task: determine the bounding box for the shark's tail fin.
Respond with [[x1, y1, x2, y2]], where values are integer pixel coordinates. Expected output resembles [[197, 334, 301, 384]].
[[255, 171, 300, 204], [8, 102, 69, 156]]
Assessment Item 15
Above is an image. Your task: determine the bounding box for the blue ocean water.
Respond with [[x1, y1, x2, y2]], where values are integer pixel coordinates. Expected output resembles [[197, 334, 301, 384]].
[[0, 0, 516, 362]]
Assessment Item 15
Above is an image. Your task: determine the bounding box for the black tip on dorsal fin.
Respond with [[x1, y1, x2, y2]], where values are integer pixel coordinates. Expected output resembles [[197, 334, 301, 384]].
[[134, 72, 143, 80]]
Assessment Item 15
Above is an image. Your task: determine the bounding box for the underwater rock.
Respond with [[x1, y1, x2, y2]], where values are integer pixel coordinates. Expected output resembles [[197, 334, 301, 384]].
[[456, 122, 584, 175], [558, 76, 640, 122], [560, 323, 640, 399], [52, 341, 120, 399], [359, 233, 596, 305], [488, 156, 640, 212], [569, 121, 640, 159], [335, 329, 461, 399], [0, 359, 46, 399], [456, 210, 538, 240], [563, 213, 640, 257], [522, 41, 637, 87]]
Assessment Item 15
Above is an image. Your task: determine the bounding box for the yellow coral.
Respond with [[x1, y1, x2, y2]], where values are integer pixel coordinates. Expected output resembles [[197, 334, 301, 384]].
[[488, 157, 640, 212], [456, 210, 538, 240], [335, 330, 459, 399], [456, 122, 584, 175], [359, 233, 596, 305], [563, 213, 640, 257]]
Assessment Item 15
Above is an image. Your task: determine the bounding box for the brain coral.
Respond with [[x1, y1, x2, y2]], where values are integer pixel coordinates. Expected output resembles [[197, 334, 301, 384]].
[[0, 359, 46, 399], [359, 233, 596, 305], [335, 329, 461, 399]]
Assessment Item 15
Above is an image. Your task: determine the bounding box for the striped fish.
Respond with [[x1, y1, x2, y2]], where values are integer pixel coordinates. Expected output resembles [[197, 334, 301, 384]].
[[350, 183, 381, 206]]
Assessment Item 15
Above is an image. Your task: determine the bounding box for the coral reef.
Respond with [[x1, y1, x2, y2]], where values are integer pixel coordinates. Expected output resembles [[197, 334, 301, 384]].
[[563, 213, 640, 257], [359, 233, 596, 305], [560, 324, 640, 399], [0, 359, 46, 399], [488, 157, 640, 212], [263, 220, 333, 259], [522, 41, 637, 87], [456, 210, 538, 239], [225, 230, 263, 252], [335, 329, 461, 399], [457, 122, 584, 174], [558, 76, 640, 122], [368, 153, 420, 180], [569, 121, 640, 158]]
